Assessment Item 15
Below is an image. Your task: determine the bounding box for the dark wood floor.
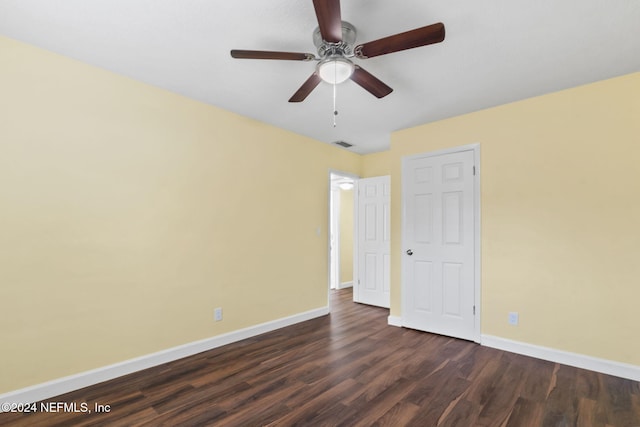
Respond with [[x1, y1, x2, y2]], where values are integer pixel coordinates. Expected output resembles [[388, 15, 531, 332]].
[[2, 288, 639, 426]]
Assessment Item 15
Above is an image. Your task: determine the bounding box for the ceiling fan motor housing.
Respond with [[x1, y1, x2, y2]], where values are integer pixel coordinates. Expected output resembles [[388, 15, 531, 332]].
[[313, 21, 356, 58]]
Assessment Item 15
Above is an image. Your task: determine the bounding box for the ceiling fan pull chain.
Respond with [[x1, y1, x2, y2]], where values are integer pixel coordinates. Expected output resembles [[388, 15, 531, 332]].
[[333, 84, 338, 127], [333, 63, 338, 127]]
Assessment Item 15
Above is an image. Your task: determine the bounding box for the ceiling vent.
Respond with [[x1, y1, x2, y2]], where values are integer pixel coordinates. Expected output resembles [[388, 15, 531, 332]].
[[334, 141, 353, 148]]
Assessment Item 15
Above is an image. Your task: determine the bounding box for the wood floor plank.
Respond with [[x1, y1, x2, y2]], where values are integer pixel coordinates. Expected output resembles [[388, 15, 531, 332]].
[[350, 378, 418, 427], [519, 357, 556, 402], [601, 374, 640, 426], [459, 352, 507, 407], [372, 401, 421, 427], [505, 397, 544, 427], [265, 378, 362, 426], [542, 365, 579, 427], [476, 355, 529, 426], [576, 397, 608, 427], [1, 288, 639, 426], [403, 364, 471, 426], [437, 399, 481, 427]]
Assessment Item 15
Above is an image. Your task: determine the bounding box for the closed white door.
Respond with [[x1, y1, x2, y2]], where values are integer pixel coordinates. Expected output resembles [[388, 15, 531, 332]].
[[402, 149, 477, 340], [356, 176, 390, 308]]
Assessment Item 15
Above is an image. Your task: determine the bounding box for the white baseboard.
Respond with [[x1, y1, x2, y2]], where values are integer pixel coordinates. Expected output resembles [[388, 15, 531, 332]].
[[482, 335, 640, 382], [338, 281, 353, 289], [387, 315, 402, 327], [0, 306, 329, 407]]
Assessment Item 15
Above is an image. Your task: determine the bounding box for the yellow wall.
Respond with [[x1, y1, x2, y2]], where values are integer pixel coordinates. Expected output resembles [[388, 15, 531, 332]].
[[339, 189, 353, 284], [361, 150, 391, 177], [0, 36, 361, 393], [390, 72, 640, 366]]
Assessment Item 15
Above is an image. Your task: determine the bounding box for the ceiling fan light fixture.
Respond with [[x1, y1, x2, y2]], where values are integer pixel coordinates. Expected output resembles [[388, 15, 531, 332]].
[[317, 56, 354, 84]]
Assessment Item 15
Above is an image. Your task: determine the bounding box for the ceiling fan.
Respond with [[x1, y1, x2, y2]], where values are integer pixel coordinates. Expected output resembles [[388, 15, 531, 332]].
[[230, 0, 445, 103]]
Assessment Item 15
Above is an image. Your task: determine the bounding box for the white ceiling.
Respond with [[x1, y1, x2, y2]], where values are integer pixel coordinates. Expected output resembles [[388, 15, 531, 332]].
[[1, 0, 638, 154]]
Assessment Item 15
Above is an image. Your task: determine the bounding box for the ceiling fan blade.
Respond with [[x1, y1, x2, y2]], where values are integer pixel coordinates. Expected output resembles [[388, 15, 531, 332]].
[[231, 50, 315, 61], [350, 66, 393, 99], [312, 0, 342, 43], [289, 73, 322, 102], [354, 22, 445, 59]]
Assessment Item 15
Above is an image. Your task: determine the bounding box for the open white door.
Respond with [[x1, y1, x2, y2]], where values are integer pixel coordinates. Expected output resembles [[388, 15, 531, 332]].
[[402, 147, 479, 341], [355, 176, 390, 308]]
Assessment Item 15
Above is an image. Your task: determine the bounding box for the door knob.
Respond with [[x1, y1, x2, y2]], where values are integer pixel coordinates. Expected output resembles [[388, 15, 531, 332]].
[[406, 249, 413, 256]]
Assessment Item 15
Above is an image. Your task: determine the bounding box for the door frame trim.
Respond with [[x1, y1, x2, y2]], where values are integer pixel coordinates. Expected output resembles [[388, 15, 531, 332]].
[[330, 186, 341, 290], [400, 143, 481, 343]]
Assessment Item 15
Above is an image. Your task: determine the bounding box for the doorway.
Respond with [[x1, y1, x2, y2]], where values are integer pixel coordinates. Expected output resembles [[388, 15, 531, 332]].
[[329, 172, 357, 290]]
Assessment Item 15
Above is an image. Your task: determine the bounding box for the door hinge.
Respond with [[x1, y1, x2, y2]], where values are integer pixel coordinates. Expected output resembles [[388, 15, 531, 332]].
[[473, 165, 476, 176], [473, 305, 476, 315]]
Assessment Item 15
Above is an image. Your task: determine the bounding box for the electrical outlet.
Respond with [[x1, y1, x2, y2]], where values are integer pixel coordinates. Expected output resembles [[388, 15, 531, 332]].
[[508, 312, 519, 326], [214, 307, 223, 322]]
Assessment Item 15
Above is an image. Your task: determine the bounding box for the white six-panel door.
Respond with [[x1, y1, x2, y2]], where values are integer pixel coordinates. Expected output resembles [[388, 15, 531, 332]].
[[402, 149, 477, 340], [355, 176, 390, 308]]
